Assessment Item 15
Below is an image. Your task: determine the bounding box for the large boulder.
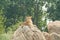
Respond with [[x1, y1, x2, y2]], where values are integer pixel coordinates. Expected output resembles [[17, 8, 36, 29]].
[[12, 25, 46, 40], [47, 21, 60, 34], [50, 32, 60, 40], [43, 32, 51, 40]]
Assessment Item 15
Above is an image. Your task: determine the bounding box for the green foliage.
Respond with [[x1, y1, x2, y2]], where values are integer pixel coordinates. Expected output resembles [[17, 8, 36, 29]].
[[47, 0, 60, 21], [0, 10, 4, 34], [0, 0, 48, 33]]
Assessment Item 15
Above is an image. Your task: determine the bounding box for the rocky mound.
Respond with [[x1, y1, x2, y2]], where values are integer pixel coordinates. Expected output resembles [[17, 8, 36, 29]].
[[12, 25, 46, 40]]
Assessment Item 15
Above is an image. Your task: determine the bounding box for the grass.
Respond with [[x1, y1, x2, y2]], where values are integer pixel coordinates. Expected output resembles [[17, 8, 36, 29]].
[[0, 33, 13, 40], [0, 22, 21, 40]]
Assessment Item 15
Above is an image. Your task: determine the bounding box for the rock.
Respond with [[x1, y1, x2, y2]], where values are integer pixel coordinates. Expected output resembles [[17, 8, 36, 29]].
[[47, 21, 60, 34], [50, 32, 60, 40], [12, 25, 46, 40], [43, 32, 51, 40]]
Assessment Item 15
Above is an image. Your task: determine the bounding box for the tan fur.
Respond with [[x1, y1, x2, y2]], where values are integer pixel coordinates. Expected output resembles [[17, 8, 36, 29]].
[[21, 16, 34, 28]]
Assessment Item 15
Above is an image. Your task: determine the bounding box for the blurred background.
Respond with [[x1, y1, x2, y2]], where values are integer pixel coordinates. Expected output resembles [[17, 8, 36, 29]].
[[0, 0, 60, 40]]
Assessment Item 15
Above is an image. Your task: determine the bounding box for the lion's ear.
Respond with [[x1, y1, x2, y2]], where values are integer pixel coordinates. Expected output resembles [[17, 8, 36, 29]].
[[29, 16, 32, 19], [26, 16, 32, 18], [30, 16, 32, 18]]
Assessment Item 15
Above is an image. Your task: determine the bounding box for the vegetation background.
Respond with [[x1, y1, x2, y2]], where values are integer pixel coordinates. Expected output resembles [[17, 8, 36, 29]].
[[0, 0, 60, 40]]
